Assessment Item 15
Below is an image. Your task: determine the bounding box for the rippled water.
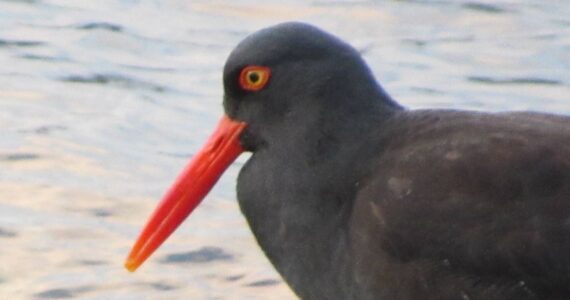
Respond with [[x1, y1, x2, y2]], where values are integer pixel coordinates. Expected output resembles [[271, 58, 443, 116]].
[[1, 0, 569, 299]]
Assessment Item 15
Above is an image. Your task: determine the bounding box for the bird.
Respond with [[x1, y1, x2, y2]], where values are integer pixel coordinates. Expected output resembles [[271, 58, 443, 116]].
[[125, 22, 570, 300]]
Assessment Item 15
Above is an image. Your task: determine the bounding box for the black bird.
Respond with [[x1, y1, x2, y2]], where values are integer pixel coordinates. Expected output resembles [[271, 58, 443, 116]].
[[125, 22, 570, 300]]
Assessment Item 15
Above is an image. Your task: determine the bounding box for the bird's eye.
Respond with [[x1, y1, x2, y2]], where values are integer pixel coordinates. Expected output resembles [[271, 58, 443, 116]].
[[239, 65, 271, 92]]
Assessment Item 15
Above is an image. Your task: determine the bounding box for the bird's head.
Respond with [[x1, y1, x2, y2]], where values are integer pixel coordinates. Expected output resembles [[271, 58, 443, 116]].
[[222, 22, 389, 151], [124, 22, 395, 272]]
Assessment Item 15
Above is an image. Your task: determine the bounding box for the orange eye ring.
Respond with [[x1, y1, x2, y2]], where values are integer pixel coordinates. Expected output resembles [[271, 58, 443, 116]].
[[239, 65, 271, 91]]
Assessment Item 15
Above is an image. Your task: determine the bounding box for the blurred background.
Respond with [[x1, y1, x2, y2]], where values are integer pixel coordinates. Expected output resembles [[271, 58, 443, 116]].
[[0, 0, 568, 299]]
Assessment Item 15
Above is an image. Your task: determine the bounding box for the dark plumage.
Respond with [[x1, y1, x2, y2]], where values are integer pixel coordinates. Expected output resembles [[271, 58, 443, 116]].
[[223, 23, 570, 299], [126, 22, 570, 300]]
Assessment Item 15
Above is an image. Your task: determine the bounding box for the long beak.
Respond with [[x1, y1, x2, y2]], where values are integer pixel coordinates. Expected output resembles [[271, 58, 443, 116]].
[[125, 115, 247, 272]]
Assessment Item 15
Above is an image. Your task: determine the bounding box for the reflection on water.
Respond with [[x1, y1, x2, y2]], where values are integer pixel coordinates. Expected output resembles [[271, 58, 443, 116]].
[[0, 0, 568, 299]]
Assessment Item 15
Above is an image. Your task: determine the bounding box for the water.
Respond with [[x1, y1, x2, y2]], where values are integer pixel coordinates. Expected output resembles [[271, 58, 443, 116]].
[[0, 0, 568, 299]]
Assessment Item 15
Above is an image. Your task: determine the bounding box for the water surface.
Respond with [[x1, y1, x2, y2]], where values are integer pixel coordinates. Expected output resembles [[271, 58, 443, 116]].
[[1, 0, 569, 299]]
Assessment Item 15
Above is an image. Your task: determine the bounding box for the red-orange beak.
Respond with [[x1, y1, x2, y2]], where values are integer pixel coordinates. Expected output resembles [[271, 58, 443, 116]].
[[125, 115, 247, 272]]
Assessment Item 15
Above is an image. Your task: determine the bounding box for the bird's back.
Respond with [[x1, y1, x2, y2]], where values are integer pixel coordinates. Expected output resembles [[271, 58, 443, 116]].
[[349, 110, 570, 300]]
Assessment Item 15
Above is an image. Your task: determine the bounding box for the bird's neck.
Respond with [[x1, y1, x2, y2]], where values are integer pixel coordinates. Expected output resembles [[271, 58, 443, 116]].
[[237, 101, 399, 299]]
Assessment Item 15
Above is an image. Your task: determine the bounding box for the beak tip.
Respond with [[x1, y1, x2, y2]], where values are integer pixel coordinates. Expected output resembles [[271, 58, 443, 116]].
[[124, 258, 140, 273]]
